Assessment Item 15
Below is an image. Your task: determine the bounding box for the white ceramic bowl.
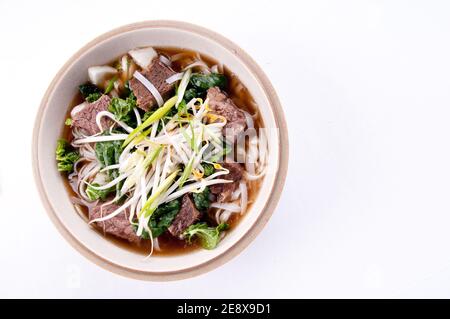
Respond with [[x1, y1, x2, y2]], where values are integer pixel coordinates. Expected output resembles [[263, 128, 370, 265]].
[[33, 21, 288, 281]]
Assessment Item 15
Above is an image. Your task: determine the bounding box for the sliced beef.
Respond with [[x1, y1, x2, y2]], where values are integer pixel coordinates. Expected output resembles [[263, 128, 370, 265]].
[[210, 162, 244, 202], [89, 203, 140, 243], [168, 194, 201, 238], [129, 59, 176, 111], [207, 87, 247, 141], [72, 95, 111, 135]]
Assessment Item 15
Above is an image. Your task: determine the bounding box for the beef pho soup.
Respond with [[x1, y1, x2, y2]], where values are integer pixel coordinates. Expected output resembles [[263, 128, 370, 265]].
[[56, 47, 267, 256]]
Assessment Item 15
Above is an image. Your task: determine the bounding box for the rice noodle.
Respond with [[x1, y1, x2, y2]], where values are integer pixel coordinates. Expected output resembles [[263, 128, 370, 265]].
[[245, 134, 259, 175], [239, 182, 248, 214], [86, 171, 131, 191], [231, 188, 241, 201], [243, 111, 254, 129], [170, 52, 190, 62], [210, 202, 241, 212], [258, 128, 268, 169], [244, 168, 266, 181], [183, 61, 211, 74], [214, 209, 223, 224], [70, 196, 98, 209], [220, 210, 233, 223], [76, 161, 101, 201]]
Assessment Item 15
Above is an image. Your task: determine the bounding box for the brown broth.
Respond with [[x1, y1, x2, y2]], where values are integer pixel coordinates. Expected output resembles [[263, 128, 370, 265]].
[[62, 47, 263, 256]]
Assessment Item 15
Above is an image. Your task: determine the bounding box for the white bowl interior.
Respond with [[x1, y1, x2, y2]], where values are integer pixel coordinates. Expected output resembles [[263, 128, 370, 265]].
[[37, 26, 279, 273]]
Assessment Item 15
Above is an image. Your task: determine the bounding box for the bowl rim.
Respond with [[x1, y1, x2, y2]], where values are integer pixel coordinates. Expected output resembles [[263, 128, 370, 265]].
[[32, 20, 289, 281]]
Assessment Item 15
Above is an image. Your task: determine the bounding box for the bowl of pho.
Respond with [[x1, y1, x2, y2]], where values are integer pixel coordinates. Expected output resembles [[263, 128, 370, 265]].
[[33, 21, 288, 280]]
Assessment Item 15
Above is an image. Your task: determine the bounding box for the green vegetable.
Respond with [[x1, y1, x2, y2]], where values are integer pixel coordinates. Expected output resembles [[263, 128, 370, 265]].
[[95, 137, 122, 196], [183, 73, 227, 101], [135, 226, 150, 239], [108, 93, 137, 126], [95, 139, 121, 170], [142, 104, 177, 133], [65, 118, 73, 126], [177, 100, 188, 116], [122, 80, 132, 97], [86, 183, 114, 201], [202, 163, 215, 177], [178, 156, 194, 188], [86, 93, 102, 103], [143, 105, 177, 122], [55, 139, 80, 173], [180, 121, 198, 153], [141, 111, 152, 123], [140, 170, 180, 218], [192, 186, 210, 211], [79, 83, 102, 102], [183, 222, 229, 250], [190, 73, 227, 91], [104, 76, 118, 94], [147, 199, 181, 238], [143, 145, 163, 169], [183, 88, 197, 103], [123, 96, 178, 147]]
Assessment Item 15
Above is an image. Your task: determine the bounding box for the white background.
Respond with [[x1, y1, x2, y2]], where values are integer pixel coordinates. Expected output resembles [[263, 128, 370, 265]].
[[1, 0, 450, 298]]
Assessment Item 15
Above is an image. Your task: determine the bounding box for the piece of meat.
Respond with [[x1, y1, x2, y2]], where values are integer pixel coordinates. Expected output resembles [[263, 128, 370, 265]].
[[168, 194, 201, 238], [89, 203, 140, 243], [210, 162, 244, 202], [207, 87, 247, 141], [129, 59, 176, 111], [72, 95, 111, 135]]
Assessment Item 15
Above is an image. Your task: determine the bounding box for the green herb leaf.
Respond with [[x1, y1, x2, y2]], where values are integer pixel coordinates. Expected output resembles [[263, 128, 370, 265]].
[[183, 88, 197, 103], [123, 96, 178, 147], [65, 118, 73, 126], [178, 156, 194, 188], [79, 83, 102, 101], [142, 103, 178, 133], [104, 76, 118, 94], [183, 222, 229, 250], [55, 139, 80, 173], [192, 186, 210, 211], [95, 136, 122, 197], [146, 199, 181, 238], [177, 100, 188, 116], [95, 138, 121, 170], [86, 183, 114, 201], [190, 73, 227, 91], [140, 170, 180, 218], [86, 92, 102, 102], [202, 163, 215, 177], [183, 73, 227, 102], [108, 93, 137, 126]]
